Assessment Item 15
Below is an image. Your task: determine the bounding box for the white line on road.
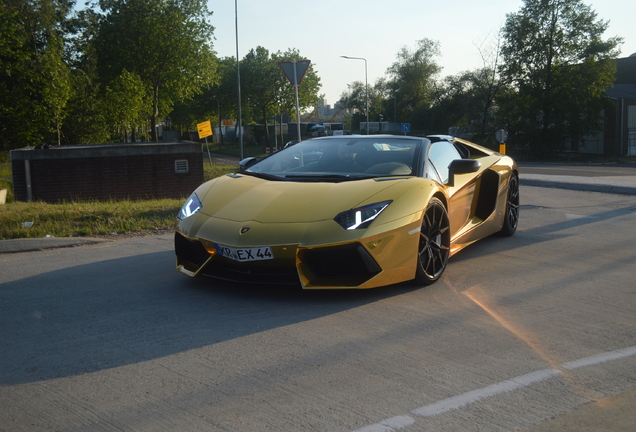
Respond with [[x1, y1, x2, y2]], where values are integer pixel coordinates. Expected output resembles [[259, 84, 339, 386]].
[[352, 345, 636, 432]]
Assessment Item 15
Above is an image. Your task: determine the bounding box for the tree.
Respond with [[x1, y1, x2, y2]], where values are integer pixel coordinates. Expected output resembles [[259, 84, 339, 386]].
[[241, 46, 281, 144], [385, 39, 442, 126], [499, 0, 622, 156], [103, 70, 148, 142], [338, 81, 366, 132], [94, 0, 218, 141], [338, 79, 388, 132], [0, 0, 74, 149], [429, 71, 485, 133], [62, 7, 111, 144], [238, 47, 321, 144], [471, 30, 507, 140]]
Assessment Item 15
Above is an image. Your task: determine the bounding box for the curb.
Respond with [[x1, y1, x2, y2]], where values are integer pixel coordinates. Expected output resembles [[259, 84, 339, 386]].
[[0, 237, 110, 254]]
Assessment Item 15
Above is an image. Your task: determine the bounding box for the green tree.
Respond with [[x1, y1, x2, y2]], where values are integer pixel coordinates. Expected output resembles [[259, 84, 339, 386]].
[[429, 71, 483, 133], [62, 6, 111, 144], [103, 70, 148, 142], [338, 79, 386, 132], [385, 38, 442, 126], [169, 56, 237, 142], [499, 0, 622, 156], [241, 46, 281, 144], [428, 66, 508, 142], [237, 47, 321, 144], [94, 0, 218, 141], [338, 81, 364, 132], [0, 0, 74, 149]]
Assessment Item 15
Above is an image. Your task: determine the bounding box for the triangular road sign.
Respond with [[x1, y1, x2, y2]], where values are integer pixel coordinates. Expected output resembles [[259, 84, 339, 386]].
[[278, 60, 311, 86]]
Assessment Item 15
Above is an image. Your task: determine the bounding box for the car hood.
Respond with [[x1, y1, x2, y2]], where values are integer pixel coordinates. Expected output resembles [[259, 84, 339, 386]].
[[197, 174, 409, 223]]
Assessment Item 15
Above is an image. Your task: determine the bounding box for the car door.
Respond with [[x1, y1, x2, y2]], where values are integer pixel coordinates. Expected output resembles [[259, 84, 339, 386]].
[[427, 141, 477, 239]]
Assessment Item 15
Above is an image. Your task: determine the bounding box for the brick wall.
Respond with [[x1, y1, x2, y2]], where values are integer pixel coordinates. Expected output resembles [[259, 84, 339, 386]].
[[10, 142, 204, 202]]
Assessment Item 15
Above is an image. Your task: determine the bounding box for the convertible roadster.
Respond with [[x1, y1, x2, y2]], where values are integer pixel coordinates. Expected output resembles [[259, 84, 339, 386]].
[[175, 135, 519, 289]]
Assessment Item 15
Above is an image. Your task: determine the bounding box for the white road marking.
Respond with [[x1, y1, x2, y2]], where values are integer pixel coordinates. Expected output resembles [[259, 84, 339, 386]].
[[411, 368, 560, 417], [561, 345, 636, 370], [352, 345, 636, 432], [565, 213, 596, 219]]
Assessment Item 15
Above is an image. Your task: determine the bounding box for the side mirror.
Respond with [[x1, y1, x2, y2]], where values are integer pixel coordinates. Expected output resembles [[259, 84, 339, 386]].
[[239, 157, 259, 170], [447, 159, 481, 186]]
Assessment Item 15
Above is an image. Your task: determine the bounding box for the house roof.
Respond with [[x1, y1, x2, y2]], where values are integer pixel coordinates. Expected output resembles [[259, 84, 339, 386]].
[[606, 84, 636, 100]]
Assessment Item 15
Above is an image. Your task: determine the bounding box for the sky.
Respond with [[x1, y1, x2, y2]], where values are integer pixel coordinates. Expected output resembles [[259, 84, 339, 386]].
[[208, 0, 635, 106]]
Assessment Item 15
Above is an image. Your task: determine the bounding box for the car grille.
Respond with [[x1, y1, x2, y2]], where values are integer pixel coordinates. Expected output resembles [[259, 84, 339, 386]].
[[200, 260, 300, 285], [175, 232, 210, 268], [299, 243, 381, 287], [176, 233, 382, 288]]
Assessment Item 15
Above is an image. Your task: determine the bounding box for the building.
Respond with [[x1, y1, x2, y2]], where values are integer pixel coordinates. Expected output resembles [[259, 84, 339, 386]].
[[575, 55, 636, 156]]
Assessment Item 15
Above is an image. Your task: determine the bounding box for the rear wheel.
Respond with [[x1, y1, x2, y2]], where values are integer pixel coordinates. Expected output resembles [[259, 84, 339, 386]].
[[500, 173, 519, 237], [415, 198, 450, 285]]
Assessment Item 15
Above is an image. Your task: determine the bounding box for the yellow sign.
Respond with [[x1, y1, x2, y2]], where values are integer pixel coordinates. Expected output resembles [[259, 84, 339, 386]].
[[197, 121, 213, 139]]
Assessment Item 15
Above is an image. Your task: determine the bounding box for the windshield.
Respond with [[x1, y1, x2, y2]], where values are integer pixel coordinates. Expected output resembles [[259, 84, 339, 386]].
[[244, 137, 421, 182]]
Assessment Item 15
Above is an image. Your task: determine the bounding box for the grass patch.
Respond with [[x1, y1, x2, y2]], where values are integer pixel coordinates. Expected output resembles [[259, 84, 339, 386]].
[[204, 162, 237, 181], [202, 141, 274, 160], [0, 198, 183, 240], [0, 152, 11, 204], [0, 162, 240, 240], [0, 162, 10, 178]]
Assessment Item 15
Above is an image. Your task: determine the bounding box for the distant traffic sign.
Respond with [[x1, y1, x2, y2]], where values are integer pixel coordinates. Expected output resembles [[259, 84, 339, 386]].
[[197, 121, 212, 139], [401, 123, 411, 133], [495, 129, 509, 143]]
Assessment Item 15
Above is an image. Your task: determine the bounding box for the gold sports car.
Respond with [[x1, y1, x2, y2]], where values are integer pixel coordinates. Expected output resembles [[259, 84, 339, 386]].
[[175, 135, 519, 289]]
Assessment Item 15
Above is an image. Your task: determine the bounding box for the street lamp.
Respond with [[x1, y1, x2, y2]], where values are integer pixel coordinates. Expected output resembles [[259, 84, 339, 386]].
[[212, 97, 223, 147], [235, 0, 243, 158], [340, 56, 369, 134]]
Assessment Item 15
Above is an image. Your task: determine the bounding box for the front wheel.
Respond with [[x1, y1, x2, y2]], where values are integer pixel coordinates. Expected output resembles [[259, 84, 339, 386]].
[[499, 173, 519, 237], [415, 198, 450, 285]]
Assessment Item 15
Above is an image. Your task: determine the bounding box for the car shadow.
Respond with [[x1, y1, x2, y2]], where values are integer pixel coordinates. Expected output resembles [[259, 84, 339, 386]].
[[451, 202, 636, 264], [0, 249, 420, 386]]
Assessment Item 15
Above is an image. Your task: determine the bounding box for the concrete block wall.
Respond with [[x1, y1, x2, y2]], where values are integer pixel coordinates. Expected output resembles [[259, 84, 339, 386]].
[[10, 142, 203, 203]]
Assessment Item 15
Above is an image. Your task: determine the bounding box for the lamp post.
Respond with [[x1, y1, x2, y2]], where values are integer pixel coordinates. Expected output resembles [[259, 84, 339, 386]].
[[340, 56, 368, 134], [235, 0, 243, 158], [212, 97, 223, 147], [347, 84, 351, 132]]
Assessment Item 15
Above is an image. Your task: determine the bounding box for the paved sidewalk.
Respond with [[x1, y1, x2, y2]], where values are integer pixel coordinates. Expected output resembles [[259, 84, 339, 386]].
[[520, 172, 636, 195]]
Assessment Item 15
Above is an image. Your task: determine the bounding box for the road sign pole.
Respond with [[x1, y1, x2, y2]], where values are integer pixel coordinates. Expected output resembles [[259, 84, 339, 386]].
[[204, 137, 212, 165], [278, 60, 311, 142], [293, 61, 302, 141], [495, 129, 509, 155]]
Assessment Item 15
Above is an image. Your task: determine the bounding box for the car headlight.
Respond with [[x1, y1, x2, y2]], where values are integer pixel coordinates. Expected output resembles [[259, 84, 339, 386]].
[[178, 193, 202, 220], [334, 201, 392, 230]]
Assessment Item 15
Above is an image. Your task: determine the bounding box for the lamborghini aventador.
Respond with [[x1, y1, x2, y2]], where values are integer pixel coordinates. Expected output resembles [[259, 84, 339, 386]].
[[175, 135, 519, 289]]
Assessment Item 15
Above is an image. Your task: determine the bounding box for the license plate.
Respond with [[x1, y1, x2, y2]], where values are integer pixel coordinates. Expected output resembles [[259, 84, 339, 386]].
[[214, 243, 274, 262]]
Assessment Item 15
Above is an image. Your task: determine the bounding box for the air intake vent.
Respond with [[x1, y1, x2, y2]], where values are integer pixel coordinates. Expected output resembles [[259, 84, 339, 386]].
[[175, 159, 189, 174]]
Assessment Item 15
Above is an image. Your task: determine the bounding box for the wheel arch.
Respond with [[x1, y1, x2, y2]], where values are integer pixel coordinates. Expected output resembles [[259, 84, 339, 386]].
[[432, 191, 448, 210]]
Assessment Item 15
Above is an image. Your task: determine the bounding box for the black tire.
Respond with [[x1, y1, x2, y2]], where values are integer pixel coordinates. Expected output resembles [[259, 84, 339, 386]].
[[415, 197, 451, 285], [499, 172, 519, 237]]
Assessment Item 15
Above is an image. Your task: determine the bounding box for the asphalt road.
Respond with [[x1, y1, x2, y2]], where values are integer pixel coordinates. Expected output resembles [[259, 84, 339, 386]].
[[1, 185, 635, 431]]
